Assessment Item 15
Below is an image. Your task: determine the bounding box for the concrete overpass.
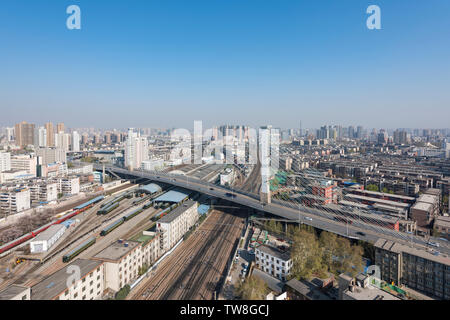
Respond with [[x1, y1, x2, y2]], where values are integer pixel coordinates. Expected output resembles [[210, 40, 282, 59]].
[[94, 164, 450, 255]]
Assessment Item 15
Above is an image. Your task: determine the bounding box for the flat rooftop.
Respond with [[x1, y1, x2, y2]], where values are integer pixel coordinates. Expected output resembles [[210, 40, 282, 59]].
[[285, 278, 332, 300], [375, 239, 450, 265], [257, 244, 291, 261], [31, 259, 102, 300], [411, 201, 433, 212], [0, 284, 29, 300], [344, 284, 400, 300], [344, 194, 410, 208], [435, 216, 450, 229], [32, 224, 65, 243], [93, 240, 140, 262], [159, 200, 197, 224]]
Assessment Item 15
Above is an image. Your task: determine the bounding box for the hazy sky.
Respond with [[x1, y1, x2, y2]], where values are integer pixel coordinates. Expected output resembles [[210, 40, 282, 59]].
[[1, 0, 449, 129]]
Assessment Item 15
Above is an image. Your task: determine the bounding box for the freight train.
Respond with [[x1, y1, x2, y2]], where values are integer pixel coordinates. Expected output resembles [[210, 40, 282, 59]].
[[0, 196, 105, 256]]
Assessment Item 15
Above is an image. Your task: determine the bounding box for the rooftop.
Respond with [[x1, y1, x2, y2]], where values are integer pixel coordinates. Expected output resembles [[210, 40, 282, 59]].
[[411, 201, 433, 212], [153, 188, 191, 203], [0, 284, 29, 300], [375, 239, 450, 265], [93, 240, 140, 262], [257, 244, 291, 261], [139, 183, 162, 194], [344, 284, 400, 300], [285, 278, 332, 300], [159, 200, 197, 223], [32, 225, 65, 243], [31, 259, 102, 300]]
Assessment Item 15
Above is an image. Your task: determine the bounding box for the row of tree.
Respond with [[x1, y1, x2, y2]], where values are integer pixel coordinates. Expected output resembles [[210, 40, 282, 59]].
[[290, 227, 364, 280], [236, 225, 365, 300]]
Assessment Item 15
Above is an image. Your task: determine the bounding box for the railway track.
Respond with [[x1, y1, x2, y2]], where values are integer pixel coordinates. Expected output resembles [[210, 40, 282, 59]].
[[132, 209, 244, 300]]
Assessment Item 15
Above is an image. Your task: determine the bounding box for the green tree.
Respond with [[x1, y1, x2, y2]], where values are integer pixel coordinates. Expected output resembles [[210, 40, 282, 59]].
[[366, 184, 379, 192], [235, 275, 269, 300], [290, 229, 327, 280], [115, 285, 131, 300]]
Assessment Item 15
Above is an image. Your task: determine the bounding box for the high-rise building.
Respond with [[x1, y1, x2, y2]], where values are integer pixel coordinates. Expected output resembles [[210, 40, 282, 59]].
[[72, 131, 80, 152], [56, 123, 65, 134], [55, 132, 71, 151], [6, 127, 14, 142], [393, 130, 409, 145], [14, 121, 35, 147], [45, 122, 55, 147], [125, 128, 149, 170], [37, 127, 47, 147]]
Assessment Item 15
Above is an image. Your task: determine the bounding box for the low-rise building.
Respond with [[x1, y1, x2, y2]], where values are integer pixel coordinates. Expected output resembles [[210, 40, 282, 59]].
[[434, 216, 450, 240], [30, 224, 66, 253], [374, 238, 450, 299], [0, 284, 31, 300], [31, 259, 104, 300], [255, 245, 292, 281], [92, 240, 142, 292], [58, 176, 80, 195], [0, 186, 31, 214], [338, 273, 399, 300], [157, 200, 198, 252]]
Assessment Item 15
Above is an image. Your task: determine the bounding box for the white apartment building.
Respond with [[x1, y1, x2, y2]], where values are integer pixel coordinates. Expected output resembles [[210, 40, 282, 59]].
[[0, 169, 31, 184], [125, 128, 149, 171], [55, 132, 71, 152], [90, 236, 161, 293], [157, 200, 199, 252], [31, 259, 105, 300], [30, 224, 66, 253], [141, 158, 164, 171], [10, 155, 37, 177], [37, 147, 67, 165], [58, 177, 80, 195], [0, 187, 31, 214], [92, 240, 143, 292], [0, 152, 11, 172], [29, 181, 58, 204], [67, 163, 93, 175], [255, 245, 292, 281], [72, 131, 80, 152], [37, 127, 47, 147]]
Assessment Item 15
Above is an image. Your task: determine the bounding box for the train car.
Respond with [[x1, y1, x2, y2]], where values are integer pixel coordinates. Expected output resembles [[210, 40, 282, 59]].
[[0, 196, 105, 256], [100, 219, 124, 236], [62, 237, 96, 263], [123, 208, 144, 221], [97, 202, 120, 215], [143, 201, 153, 210]]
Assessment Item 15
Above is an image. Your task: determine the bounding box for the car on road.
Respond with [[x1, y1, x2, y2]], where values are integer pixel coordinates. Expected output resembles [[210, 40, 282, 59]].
[[210, 187, 214, 191], [241, 263, 247, 268], [304, 217, 313, 221], [428, 241, 440, 248], [356, 231, 366, 236]]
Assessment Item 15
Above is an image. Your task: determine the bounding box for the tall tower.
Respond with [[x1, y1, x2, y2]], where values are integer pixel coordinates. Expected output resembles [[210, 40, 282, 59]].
[[45, 122, 55, 147]]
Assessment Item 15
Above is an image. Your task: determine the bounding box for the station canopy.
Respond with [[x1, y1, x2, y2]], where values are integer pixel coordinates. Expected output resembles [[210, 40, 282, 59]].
[[138, 183, 162, 194], [153, 187, 192, 204]]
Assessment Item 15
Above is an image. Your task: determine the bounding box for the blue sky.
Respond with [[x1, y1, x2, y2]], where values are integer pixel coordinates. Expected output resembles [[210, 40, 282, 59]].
[[1, 0, 449, 129]]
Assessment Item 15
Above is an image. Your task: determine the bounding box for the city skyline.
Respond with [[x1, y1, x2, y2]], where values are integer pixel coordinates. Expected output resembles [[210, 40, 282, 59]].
[[1, 1, 450, 129]]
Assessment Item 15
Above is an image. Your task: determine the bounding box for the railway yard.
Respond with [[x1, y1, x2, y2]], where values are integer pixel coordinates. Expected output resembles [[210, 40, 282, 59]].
[[130, 207, 246, 300], [0, 164, 256, 300], [0, 185, 161, 290]]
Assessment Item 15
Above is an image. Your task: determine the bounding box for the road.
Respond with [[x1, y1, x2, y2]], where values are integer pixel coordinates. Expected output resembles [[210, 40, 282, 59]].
[[94, 165, 450, 258]]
